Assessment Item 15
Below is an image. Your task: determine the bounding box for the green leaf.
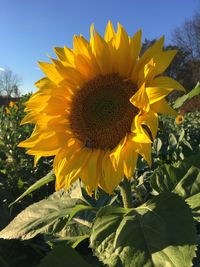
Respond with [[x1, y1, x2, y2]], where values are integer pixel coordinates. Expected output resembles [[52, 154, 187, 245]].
[[173, 81, 200, 108], [173, 94, 188, 109], [90, 193, 196, 267], [150, 153, 200, 222], [150, 152, 200, 194], [186, 193, 200, 222], [168, 133, 177, 147], [45, 220, 90, 246], [153, 138, 162, 152], [178, 128, 185, 143], [38, 243, 94, 267], [173, 166, 200, 198], [9, 170, 55, 207], [188, 81, 200, 99], [150, 164, 181, 193], [0, 191, 86, 240], [68, 204, 96, 222]]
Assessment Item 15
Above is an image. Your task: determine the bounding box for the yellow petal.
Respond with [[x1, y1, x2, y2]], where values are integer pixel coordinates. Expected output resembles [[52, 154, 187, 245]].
[[130, 114, 152, 143], [18, 130, 45, 148], [90, 23, 95, 42], [129, 131, 152, 143], [20, 112, 39, 125], [114, 23, 130, 76], [150, 76, 185, 92], [140, 111, 158, 139], [128, 30, 142, 74], [64, 46, 75, 66], [38, 62, 63, 84], [139, 36, 164, 65], [81, 149, 101, 194], [26, 132, 69, 156], [109, 136, 127, 170], [152, 50, 177, 76], [74, 35, 101, 76], [34, 155, 42, 167], [121, 139, 138, 178], [53, 139, 79, 178], [54, 47, 67, 62], [104, 21, 115, 42], [151, 99, 177, 115], [130, 83, 150, 111], [138, 58, 156, 86], [25, 93, 51, 111], [34, 77, 55, 90], [146, 86, 173, 104], [74, 54, 97, 79], [62, 148, 91, 190], [51, 59, 85, 86], [54, 140, 81, 190], [131, 36, 164, 81], [41, 96, 67, 116], [91, 32, 112, 74], [73, 35, 90, 57], [100, 152, 124, 194], [135, 143, 152, 166]]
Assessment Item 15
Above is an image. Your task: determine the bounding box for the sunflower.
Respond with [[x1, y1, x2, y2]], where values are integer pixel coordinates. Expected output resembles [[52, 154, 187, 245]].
[[19, 22, 185, 194], [175, 114, 184, 124]]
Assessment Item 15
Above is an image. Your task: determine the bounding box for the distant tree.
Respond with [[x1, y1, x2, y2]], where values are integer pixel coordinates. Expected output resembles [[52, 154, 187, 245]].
[[0, 69, 21, 97], [170, 13, 200, 91], [172, 13, 200, 60], [164, 45, 200, 91]]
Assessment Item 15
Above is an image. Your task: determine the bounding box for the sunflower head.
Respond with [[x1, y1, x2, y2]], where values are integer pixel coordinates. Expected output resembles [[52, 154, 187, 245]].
[[19, 21, 185, 194], [175, 114, 184, 124]]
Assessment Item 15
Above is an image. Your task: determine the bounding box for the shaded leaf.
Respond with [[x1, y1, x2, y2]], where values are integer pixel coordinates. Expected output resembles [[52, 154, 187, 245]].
[[0, 191, 86, 240], [9, 170, 55, 207], [91, 193, 196, 267], [38, 243, 94, 267], [173, 82, 200, 109], [150, 153, 200, 222]]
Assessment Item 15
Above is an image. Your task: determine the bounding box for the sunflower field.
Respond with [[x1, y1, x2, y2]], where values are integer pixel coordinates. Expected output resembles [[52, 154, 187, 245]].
[[0, 23, 200, 267]]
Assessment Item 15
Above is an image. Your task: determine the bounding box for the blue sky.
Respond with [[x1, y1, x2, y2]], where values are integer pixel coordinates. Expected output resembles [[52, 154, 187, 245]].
[[0, 0, 199, 94]]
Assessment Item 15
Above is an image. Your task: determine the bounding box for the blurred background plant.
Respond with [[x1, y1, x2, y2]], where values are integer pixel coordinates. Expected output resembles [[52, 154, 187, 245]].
[[0, 96, 54, 267]]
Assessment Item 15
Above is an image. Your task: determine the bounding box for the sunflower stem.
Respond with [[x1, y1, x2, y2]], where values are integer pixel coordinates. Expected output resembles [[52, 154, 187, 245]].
[[119, 179, 133, 208]]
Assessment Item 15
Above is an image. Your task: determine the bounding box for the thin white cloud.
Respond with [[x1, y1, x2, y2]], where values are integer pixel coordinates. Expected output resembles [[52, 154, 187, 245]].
[[0, 67, 5, 72]]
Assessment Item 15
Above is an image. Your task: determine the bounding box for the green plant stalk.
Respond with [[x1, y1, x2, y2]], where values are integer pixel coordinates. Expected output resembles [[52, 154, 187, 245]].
[[119, 178, 133, 208]]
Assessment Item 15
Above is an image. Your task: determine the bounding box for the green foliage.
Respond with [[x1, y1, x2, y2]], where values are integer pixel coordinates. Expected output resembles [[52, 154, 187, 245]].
[[90, 193, 196, 267], [152, 112, 200, 166], [0, 95, 53, 216], [150, 152, 200, 193], [173, 82, 200, 108], [38, 243, 94, 267], [0, 190, 91, 240], [0, 95, 200, 266], [0, 96, 54, 266], [150, 153, 200, 224], [9, 170, 55, 207]]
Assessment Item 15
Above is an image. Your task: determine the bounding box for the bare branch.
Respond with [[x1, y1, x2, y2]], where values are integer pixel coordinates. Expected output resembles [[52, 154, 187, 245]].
[[0, 68, 22, 97]]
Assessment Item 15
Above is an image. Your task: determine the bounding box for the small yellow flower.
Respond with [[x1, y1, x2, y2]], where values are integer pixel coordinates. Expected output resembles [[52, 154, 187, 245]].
[[9, 101, 16, 108], [175, 114, 184, 124], [5, 107, 11, 114], [19, 22, 185, 194]]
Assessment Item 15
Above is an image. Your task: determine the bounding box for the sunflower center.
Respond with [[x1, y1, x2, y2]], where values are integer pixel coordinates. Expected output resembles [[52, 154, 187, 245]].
[[69, 73, 138, 150]]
